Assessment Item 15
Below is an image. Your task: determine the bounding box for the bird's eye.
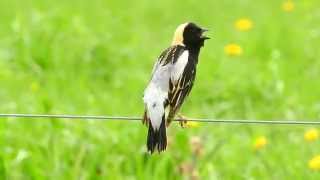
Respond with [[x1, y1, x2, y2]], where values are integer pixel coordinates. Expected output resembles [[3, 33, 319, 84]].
[[192, 28, 200, 34]]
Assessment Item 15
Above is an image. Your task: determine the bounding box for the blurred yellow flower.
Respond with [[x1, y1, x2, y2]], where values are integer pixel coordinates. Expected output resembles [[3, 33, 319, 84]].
[[235, 18, 253, 31], [224, 43, 243, 56], [30, 82, 40, 92], [253, 136, 267, 150], [304, 129, 319, 142], [309, 155, 320, 171], [185, 121, 200, 128], [282, 1, 295, 12]]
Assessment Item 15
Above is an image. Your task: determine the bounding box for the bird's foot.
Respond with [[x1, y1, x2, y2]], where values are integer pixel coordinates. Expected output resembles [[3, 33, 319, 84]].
[[166, 120, 172, 128], [142, 111, 149, 126], [177, 114, 188, 128]]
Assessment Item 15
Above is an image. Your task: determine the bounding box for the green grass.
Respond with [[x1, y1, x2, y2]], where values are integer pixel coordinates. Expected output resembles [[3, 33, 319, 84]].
[[0, 0, 320, 179]]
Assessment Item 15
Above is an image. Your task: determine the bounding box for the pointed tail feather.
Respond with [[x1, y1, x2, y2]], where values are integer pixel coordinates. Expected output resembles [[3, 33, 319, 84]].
[[147, 115, 167, 153]]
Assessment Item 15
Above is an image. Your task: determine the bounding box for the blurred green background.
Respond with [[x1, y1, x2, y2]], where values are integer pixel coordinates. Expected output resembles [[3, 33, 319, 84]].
[[0, 0, 320, 179]]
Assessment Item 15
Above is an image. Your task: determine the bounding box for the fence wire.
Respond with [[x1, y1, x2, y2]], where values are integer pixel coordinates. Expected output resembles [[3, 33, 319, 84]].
[[0, 113, 319, 125]]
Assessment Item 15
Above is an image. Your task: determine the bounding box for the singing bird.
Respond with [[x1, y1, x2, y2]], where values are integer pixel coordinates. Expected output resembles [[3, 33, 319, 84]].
[[143, 22, 209, 153]]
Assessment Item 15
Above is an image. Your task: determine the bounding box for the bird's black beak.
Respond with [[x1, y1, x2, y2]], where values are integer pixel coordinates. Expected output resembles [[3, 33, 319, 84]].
[[200, 28, 210, 40]]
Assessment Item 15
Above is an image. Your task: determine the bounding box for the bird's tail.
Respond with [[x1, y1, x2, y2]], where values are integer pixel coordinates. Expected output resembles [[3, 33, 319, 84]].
[[146, 114, 167, 153]]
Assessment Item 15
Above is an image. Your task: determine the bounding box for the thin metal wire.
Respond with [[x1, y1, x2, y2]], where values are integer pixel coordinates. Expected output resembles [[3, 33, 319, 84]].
[[0, 113, 319, 125]]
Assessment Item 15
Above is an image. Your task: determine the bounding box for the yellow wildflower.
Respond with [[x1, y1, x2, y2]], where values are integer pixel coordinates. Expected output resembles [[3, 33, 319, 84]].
[[235, 18, 253, 31], [224, 43, 243, 56], [309, 155, 320, 171], [185, 121, 200, 128], [282, 1, 294, 12], [304, 129, 319, 142], [253, 136, 267, 150], [30, 82, 39, 92]]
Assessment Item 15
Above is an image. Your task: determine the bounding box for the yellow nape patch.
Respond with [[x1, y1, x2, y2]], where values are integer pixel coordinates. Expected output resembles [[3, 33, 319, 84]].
[[171, 22, 189, 46]]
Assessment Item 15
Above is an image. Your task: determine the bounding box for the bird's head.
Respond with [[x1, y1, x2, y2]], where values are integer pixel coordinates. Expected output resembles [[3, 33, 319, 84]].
[[172, 22, 209, 48]]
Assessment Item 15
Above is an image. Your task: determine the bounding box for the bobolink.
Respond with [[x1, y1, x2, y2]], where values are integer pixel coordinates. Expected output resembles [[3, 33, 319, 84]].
[[143, 22, 209, 153]]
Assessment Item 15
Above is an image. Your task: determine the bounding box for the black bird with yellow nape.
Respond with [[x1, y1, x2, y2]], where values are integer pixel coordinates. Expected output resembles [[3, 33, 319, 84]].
[[143, 22, 209, 153]]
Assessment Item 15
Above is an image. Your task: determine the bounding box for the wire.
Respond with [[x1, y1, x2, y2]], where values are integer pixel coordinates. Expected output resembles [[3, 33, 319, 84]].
[[0, 113, 319, 125]]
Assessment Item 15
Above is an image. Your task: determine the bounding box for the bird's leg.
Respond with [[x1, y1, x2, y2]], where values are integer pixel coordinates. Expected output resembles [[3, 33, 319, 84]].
[[177, 114, 189, 128], [166, 119, 173, 127], [143, 110, 149, 126]]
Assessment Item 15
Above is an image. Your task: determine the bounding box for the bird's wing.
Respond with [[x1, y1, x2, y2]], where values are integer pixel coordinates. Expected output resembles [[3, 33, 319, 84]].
[[154, 45, 185, 70], [143, 45, 186, 124], [167, 49, 196, 121], [147, 46, 181, 83]]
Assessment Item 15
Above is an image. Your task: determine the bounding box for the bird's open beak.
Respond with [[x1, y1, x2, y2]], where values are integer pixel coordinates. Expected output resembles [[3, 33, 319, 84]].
[[200, 28, 210, 40]]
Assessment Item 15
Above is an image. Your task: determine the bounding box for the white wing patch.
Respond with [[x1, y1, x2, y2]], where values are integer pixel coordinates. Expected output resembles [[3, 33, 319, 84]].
[[171, 50, 189, 82]]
